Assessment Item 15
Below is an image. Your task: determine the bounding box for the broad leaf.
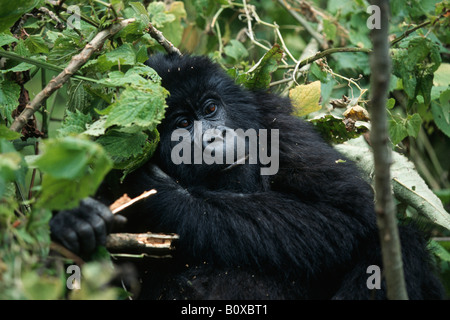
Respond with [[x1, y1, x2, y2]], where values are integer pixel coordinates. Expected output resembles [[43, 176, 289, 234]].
[[33, 137, 112, 210], [290, 81, 322, 117], [335, 136, 450, 230]]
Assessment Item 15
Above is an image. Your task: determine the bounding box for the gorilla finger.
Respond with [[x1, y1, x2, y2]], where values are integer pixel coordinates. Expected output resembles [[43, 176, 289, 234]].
[[58, 230, 80, 255], [76, 222, 96, 255], [89, 198, 114, 222], [80, 197, 115, 228], [113, 214, 127, 227], [50, 212, 81, 253], [82, 212, 108, 246]]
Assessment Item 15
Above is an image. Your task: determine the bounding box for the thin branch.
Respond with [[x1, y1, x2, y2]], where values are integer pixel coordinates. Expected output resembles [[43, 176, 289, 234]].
[[147, 23, 182, 56], [45, 0, 100, 28], [277, 0, 327, 49], [110, 190, 157, 214], [270, 46, 371, 87], [37, 7, 64, 30], [390, 21, 431, 47], [296, 47, 372, 70], [369, 0, 408, 300], [0, 51, 99, 83], [9, 18, 135, 133]]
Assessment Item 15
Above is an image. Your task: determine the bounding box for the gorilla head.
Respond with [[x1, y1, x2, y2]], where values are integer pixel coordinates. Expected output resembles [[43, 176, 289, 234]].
[[145, 54, 275, 191]]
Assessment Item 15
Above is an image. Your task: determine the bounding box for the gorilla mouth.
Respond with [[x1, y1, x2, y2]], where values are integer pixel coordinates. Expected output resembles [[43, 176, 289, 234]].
[[221, 154, 249, 172]]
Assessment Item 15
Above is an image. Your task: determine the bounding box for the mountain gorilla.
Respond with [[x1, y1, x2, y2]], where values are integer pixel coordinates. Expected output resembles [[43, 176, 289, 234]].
[[50, 53, 444, 299]]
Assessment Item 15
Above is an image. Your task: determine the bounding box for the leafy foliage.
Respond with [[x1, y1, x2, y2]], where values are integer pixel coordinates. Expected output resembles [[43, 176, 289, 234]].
[[0, 0, 449, 299]]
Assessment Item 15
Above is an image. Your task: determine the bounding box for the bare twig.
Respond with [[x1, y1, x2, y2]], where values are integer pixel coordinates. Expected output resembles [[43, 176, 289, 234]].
[[277, 0, 328, 49], [9, 18, 135, 133], [147, 23, 182, 56], [50, 241, 86, 266], [110, 190, 157, 214], [38, 7, 64, 30], [369, 0, 408, 300], [296, 47, 372, 70], [389, 21, 431, 47]]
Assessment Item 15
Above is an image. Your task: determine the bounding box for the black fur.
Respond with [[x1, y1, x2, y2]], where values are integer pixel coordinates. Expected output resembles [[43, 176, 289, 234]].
[[51, 53, 445, 299]]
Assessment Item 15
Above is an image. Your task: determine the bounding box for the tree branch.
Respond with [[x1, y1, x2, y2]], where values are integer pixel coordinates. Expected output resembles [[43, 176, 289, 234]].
[[147, 23, 182, 56], [297, 47, 372, 70], [9, 18, 135, 133], [368, 0, 408, 300], [106, 233, 179, 256], [389, 21, 430, 47]]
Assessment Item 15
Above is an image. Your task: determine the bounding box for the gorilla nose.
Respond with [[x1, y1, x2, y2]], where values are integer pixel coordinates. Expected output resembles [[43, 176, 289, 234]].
[[202, 127, 227, 149]]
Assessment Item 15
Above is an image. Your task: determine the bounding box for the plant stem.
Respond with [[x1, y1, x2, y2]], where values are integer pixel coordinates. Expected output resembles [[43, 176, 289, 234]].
[[9, 18, 135, 133], [369, 0, 408, 300]]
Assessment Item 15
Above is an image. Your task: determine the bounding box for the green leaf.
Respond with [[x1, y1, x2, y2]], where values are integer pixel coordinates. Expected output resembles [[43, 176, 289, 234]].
[[290, 81, 322, 117], [84, 116, 107, 137], [0, 0, 40, 33], [431, 89, 450, 138], [309, 114, 365, 143], [96, 129, 147, 165], [0, 146, 22, 197], [388, 116, 408, 146], [309, 62, 329, 83], [0, 79, 20, 123], [67, 80, 92, 113], [391, 37, 442, 102], [148, 1, 175, 28], [224, 39, 249, 62], [69, 261, 121, 300], [34, 138, 95, 179], [335, 137, 450, 230], [244, 44, 283, 90], [57, 110, 92, 138], [47, 33, 82, 66], [96, 44, 136, 72], [34, 137, 112, 210], [387, 111, 420, 146], [418, 73, 434, 106], [99, 65, 161, 88], [159, 1, 187, 47], [0, 33, 18, 46], [323, 19, 337, 41], [387, 98, 396, 110], [22, 271, 65, 300], [120, 129, 160, 180], [130, 1, 150, 25], [0, 124, 21, 140], [433, 63, 450, 87], [24, 35, 49, 54], [405, 113, 422, 138], [104, 86, 167, 130], [428, 241, 450, 263]]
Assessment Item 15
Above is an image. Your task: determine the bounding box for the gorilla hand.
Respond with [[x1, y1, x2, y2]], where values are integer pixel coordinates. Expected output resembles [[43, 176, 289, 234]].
[[50, 198, 127, 256]]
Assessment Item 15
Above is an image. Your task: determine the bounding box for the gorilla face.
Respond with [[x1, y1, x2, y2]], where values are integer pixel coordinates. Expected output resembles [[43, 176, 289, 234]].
[[146, 54, 265, 187]]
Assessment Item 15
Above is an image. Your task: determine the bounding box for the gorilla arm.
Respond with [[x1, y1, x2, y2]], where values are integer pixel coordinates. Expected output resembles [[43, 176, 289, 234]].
[[124, 164, 376, 278]]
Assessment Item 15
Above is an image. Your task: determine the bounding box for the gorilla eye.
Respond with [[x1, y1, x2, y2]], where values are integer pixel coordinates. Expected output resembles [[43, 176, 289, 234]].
[[177, 119, 191, 128], [205, 103, 217, 115]]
